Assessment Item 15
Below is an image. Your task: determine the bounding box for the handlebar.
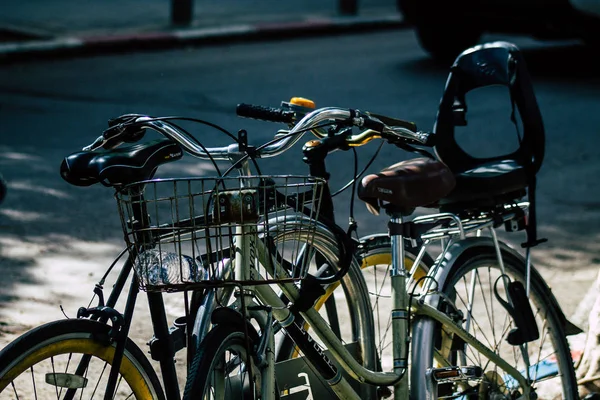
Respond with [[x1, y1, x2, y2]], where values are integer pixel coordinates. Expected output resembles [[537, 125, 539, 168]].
[[82, 105, 432, 162]]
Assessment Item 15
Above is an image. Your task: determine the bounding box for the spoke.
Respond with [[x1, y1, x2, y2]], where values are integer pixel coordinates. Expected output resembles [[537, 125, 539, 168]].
[[455, 287, 496, 351], [488, 266, 495, 345], [460, 345, 483, 369], [532, 318, 550, 383], [61, 353, 73, 399], [91, 361, 109, 399], [51, 356, 60, 399], [379, 312, 393, 356], [114, 375, 125, 400], [80, 360, 89, 400], [475, 267, 497, 350], [371, 263, 392, 356], [10, 381, 19, 399], [481, 322, 512, 372], [30, 365, 38, 400], [373, 264, 381, 357]]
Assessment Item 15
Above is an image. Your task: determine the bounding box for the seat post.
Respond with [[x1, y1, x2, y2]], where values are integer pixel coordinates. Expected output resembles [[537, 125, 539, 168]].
[[389, 213, 406, 278], [387, 211, 410, 397]]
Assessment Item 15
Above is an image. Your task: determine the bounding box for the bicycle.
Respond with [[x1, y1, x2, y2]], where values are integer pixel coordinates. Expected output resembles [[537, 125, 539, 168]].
[[0, 41, 580, 400], [0, 100, 430, 399], [181, 43, 579, 399]]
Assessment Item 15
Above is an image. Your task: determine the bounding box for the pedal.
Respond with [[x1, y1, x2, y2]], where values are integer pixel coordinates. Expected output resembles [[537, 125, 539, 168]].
[[426, 366, 483, 399], [429, 366, 483, 384]]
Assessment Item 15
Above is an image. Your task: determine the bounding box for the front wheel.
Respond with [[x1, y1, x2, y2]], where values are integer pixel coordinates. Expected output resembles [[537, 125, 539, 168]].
[[0, 318, 165, 399], [411, 246, 578, 399], [183, 322, 266, 399]]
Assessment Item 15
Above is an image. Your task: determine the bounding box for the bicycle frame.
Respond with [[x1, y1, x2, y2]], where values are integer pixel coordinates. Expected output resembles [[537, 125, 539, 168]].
[[80, 143, 378, 400], [230, 205, 536, 400]]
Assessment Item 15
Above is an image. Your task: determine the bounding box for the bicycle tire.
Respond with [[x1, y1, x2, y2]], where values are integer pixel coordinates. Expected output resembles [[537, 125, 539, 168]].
[[183, 322, 266, 399], [0, 318, 165, 400], [411, 245, 578, 399]]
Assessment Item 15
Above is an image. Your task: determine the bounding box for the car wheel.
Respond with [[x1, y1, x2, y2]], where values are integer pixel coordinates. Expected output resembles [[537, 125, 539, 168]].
[[414, 19, 482, 63]]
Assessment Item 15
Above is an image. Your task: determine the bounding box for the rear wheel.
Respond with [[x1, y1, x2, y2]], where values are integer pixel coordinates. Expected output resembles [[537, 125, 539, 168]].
[[0, 319, 164, 399], [412, 247, 578, 399]]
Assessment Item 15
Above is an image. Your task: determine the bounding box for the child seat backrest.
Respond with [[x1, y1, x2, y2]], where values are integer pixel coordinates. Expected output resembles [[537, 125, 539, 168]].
[[433, 41, 545, 176]]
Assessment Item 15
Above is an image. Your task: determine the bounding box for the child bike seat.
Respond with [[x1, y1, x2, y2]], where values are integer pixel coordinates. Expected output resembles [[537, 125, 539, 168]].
[[357, 157, 456, 216], [433, 41, 545, 210], [433, 41, 546, 248]]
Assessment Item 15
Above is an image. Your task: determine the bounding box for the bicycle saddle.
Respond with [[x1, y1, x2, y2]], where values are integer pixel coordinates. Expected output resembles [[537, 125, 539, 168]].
[[357, 157, 456, 216], [60, 138, 182, 187]]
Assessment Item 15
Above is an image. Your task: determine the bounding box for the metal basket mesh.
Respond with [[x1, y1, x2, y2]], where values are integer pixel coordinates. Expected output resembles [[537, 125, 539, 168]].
[[115, 175, 325, 292]]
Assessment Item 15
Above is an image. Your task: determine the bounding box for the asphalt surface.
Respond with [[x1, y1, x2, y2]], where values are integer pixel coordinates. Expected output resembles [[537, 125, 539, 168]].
[[0, 0, 403, 60]]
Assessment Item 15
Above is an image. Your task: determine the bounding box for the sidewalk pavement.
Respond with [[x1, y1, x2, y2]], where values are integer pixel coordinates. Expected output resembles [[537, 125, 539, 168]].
[[0, 0, 405, 60]]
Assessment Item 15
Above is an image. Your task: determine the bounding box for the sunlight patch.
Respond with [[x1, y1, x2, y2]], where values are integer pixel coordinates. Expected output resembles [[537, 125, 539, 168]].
[[8, 181, 70, 199], [0, 208, 48, 222], [0, 152, 43, 162], [157, 160, 225, 177]]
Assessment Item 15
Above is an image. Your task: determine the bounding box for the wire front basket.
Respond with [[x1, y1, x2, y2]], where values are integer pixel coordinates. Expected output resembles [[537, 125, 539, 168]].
[[115, 175, 325, 292]]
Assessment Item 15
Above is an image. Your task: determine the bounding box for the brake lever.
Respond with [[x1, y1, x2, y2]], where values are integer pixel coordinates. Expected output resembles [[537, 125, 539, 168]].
[[82, 135, 106, 151], [81, 115, 148, 152], [104, 114, 147, 143], [81, 134, 127, 152]]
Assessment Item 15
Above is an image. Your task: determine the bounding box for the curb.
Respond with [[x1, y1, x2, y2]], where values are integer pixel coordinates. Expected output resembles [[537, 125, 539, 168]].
[[0, 15, 406, 61]]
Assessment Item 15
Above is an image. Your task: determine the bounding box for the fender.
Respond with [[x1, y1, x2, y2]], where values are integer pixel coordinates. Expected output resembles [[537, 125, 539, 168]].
[[421, 237, 525, 309], [409, 236, 578, 400], [211, 307, 260, 343]]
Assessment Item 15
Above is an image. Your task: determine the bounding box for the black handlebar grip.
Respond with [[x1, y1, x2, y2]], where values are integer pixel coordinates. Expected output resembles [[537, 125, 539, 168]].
[[362, 116, 385, 133], [236, 103, 294, 124], [369, 113, 417, 133]]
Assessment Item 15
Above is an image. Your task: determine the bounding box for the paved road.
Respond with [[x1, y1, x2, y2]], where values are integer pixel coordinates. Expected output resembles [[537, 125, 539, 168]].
[[1, 0, 398, 38], [0, 28, 599, 362]]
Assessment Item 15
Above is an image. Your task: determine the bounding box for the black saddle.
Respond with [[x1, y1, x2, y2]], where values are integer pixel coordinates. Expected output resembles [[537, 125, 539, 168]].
[[60, 138, 182, 187]]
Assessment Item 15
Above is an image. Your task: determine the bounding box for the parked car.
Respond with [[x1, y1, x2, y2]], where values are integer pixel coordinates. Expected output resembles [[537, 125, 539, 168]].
[[397, 0, 600, 62]]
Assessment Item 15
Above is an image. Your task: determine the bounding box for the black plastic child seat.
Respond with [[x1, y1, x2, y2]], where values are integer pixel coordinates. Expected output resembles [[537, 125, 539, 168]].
[[432, 41, 546, 247]]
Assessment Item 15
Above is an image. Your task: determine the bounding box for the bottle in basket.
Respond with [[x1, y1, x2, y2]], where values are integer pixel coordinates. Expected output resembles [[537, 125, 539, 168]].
[[135, 250, 199, 286]]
